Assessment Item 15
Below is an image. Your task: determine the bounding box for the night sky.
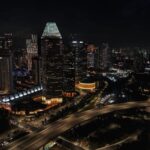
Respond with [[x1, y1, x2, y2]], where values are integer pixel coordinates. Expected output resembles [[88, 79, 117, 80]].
[[1, 0, 150, 47]]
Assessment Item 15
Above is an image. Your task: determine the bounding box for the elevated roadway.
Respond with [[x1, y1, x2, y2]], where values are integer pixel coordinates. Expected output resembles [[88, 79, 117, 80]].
[[6, 99, 150, 150]]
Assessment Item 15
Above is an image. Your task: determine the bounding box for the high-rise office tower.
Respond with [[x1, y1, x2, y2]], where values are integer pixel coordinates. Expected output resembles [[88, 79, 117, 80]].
[[63, 45, 75, 97], [95, 47, 101, 71], [87, 44, 98, 70], [0, 33, 13, 50], [0, 54, 13, 95], [70, 35, 86, 83], [0, 34, 13, 95], [32, 56, 42, 84], [100, 43, 111, 70], [76, 44, 99, 92], [41, 22, 63, 98], [133, 49, 145, 72], [26, 34, 38, 71]]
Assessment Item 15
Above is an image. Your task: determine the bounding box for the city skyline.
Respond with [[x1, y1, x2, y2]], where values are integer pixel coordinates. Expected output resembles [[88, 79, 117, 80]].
[[1, 0, 150, 46], [0, 1, 149, 150]]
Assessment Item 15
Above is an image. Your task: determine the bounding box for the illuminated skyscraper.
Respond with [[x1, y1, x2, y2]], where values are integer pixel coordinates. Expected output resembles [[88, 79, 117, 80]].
[[0, 34, 13, 95], [0, 52, 13, 95], [32, 56, 42, 84], [41, 22, 63, 98], [69, 35, 86, 83], [26, 34, 38, 71], [87, 44, 97, 70], [100, 43, 111, 70], [0, 33, 13, 50], [63, 46, 75, 97]]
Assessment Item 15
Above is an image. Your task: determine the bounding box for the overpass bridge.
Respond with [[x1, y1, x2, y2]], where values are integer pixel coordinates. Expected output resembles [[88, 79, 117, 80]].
[[56, 136, 85, 150], [6, 99, 150, 150]]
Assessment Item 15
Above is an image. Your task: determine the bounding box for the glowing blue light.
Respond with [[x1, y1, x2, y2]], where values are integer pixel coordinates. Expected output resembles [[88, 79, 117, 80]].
[[109, 100, 114, 103], [10, 96, 15, 100], [15, 94, 19, 99], [19, 93, 23, 97], [2, 98, 6, 102], [34, 88, 38, 92], [31, 90, 34, 93], [4, 98, 10, 102], [23, 91, 27, 96], [37, 87, 41, 91], [27, 90, 31, 94], [72, 41, 77, 44]]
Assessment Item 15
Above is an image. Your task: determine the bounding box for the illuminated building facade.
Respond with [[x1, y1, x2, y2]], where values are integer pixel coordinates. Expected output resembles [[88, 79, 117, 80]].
[[41, 22, 63, 98], [32, 56, 42, 84], [87, 52, 95, 68], [70, 36, 86, 83], [77, 82, 96, 90], [100, 43, 111, 70], [26, 34, 38, 71], [76, 75, 96, 92], [87, 44, 99, 72], [0, 54, 13, 95], [0, 33, 13, 50], [63, 46, 75, 97], [0, 34, 13, 95]]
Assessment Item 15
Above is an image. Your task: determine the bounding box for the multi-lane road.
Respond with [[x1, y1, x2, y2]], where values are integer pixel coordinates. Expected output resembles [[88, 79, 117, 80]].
[[6, 99, 150, 150], [96, 131, 141, 150]]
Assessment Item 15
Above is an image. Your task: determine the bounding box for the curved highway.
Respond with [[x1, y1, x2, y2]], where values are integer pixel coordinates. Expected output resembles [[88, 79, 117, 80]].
[[96, 131, 141, 150], [6, 99, 150, 150]]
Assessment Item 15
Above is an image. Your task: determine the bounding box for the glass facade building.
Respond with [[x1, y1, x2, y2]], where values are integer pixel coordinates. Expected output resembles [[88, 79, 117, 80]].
[[63, 46, 75, 95], [0, 34, 13, 95], [26, 34, 38, 71], [41, 23, 63, 98], [70, 39, 86, 83]]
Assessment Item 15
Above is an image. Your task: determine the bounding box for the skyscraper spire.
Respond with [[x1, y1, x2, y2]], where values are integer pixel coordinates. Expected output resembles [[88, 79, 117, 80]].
[[41, 22, 62, 39]]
